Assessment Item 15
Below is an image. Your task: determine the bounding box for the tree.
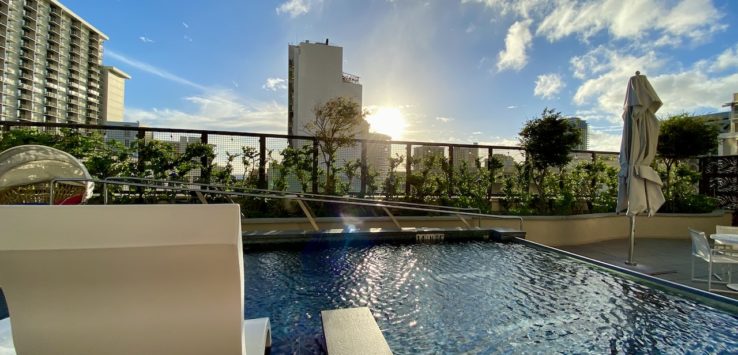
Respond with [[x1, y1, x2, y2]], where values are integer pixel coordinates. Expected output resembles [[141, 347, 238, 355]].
[[305, 97, 369, 195], [657, 113, 719, 202], [519, 108, 581, 212]]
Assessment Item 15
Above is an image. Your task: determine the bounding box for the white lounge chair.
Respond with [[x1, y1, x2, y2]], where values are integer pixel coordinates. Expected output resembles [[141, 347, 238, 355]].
[[689, 228, 738, 294], [0, 204, 270, 354]]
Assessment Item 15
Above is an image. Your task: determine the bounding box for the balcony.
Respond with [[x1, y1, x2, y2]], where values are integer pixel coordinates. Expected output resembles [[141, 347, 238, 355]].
[[342, 72, 360, 84], [22, 13, 35, 24]]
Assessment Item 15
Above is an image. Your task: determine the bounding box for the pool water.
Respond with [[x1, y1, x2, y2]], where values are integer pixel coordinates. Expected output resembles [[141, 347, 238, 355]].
[[244, 242, 738, 354]]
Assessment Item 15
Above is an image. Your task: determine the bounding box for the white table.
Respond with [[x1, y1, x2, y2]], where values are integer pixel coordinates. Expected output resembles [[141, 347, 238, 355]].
[[710, 233, 738, 291], [711, 233, 738, 245]]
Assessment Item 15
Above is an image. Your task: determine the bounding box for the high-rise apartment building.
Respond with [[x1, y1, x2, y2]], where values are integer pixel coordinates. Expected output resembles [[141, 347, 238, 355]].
[[0, 0, 126, 124], [100, 66, 130, 122], [565, 117, 589, 150], [287, 39, 363, 138]]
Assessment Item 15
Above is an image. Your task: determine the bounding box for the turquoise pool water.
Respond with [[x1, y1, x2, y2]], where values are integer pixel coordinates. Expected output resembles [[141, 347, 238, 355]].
[[244, 241, 738, 354]]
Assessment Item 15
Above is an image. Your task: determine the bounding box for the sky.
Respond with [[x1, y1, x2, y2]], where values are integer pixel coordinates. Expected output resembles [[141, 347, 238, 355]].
[[63, 0, 738, 151]]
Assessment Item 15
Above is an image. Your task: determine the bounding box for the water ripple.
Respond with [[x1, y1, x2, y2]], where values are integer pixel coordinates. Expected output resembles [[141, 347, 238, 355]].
[[245, 242, 738, 354]]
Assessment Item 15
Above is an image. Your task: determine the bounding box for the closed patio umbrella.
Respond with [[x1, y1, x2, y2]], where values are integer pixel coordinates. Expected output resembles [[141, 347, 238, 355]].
[[617, 71, 665, 265]]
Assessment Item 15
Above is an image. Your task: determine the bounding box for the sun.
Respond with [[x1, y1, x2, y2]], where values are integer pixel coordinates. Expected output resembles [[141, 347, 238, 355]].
[[366, 107, 407, 140]]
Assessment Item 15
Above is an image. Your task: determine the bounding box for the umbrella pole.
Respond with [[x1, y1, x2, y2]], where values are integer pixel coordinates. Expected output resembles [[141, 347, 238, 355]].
[[626, 215, 637, 266]]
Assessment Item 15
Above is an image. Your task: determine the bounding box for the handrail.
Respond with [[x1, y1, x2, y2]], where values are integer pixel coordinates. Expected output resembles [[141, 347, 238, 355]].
[[49, 177, 524, 231], [106, 176, 482, 214]]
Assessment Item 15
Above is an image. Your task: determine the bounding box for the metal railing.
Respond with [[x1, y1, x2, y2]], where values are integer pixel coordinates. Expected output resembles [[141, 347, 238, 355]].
[[0, 121, 620, 200], [49, 177, 525, 232]]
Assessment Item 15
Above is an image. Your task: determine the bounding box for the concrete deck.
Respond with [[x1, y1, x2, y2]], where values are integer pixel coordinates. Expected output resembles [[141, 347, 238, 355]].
[[559, 238, 738, 299]]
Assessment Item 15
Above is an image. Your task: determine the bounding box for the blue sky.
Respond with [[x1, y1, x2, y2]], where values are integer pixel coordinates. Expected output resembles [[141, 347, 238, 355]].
[[64, 0, 738, 151]]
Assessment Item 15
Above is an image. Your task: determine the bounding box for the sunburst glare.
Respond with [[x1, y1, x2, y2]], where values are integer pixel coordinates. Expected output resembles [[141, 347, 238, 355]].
[[366, 107, 407, 140]]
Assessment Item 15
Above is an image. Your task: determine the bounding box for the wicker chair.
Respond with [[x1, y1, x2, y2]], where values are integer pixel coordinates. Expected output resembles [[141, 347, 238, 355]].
[[0, 145, 93, 205]]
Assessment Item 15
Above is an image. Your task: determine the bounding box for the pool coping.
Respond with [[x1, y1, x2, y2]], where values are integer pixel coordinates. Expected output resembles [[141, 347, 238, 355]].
[[516, 237, 738, 313], [242, 227, 524, 248]]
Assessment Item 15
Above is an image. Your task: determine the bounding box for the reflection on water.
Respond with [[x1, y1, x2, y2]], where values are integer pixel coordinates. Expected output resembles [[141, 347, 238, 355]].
[[245, 242, 738, 354]]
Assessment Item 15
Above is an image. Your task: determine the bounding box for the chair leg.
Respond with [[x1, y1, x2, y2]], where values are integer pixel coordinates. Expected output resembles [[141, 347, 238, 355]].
[[708, 257, 713, 292]]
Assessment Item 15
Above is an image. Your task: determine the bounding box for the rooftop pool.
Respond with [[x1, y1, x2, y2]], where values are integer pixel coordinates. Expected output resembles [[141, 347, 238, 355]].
[[244, 241, 738, 354]]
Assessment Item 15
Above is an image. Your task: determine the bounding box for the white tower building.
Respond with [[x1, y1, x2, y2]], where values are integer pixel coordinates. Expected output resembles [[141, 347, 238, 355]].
[[287, 39, 363, 137]]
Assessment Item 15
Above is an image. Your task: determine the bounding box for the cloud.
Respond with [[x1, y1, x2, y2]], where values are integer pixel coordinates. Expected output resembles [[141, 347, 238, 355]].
[[276, 0, 310, 18], [465, 24, 476, 33], [570, 43, 738, 123], [461, 0, 547, 19], [125, 90, 287, 134], [707, 44, 738, 73], [139, 36, 154, 43], [262, 77, 287, 91], [182, 22, 189, 28], [570, 47, 663, 113], [183, 35, 193, 42], [506, 105, 518, 109], [106, 49, 208, 91], [533, 73, 565, 99], [435, 116, 453, 123], [497, 19, 533, 72], [587, 128, 622, 151], [536, 0, 724, 44]]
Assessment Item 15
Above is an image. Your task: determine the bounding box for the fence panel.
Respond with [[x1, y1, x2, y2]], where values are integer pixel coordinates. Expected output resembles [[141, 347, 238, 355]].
[[0, 121, 621, 201], [700, 155, 738, 210]]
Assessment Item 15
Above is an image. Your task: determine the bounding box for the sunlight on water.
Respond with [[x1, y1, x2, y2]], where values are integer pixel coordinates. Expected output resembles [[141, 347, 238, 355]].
[[245, 242, 738, 354]]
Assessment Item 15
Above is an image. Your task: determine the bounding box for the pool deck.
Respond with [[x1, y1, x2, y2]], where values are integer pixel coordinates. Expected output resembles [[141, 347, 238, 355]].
[[558, 238, 738, 300]]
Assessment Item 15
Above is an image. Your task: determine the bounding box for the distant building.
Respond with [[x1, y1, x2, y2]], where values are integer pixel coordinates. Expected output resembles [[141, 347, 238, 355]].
[[694, 111, 731, 135], [364, 132, 391, 182], [104, 121, 141, 149], [287, 39, 363, 138], [453, 143, 480, 171], [101, 66, 130, 122], [717, 93, 738, 156], [412, 145, 445, 172], [0, 0, 126, 124], [490, 153, 517, 178], [565, 117, 589, 150]]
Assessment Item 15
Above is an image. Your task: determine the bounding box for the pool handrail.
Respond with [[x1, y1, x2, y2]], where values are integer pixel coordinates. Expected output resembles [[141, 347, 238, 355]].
[[106, 176, 483, 214], [48, 177, 525, 231]]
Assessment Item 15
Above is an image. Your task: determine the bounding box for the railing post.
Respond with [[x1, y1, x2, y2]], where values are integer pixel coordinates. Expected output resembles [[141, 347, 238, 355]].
[[360, 140, 367, 198], [258, 136, 267, 189], [312, 139, 319, 194], [136, 128, 145, 176], [448, 145, 454, 198], [200, 133, 210, 184], [405, 143, 412, 198], [487, 147, 494, 199], [590, 152, 597, 196]]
